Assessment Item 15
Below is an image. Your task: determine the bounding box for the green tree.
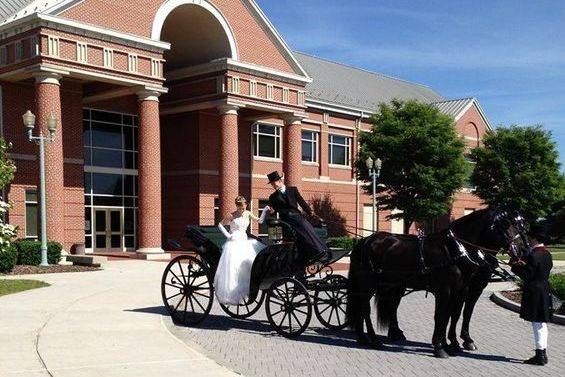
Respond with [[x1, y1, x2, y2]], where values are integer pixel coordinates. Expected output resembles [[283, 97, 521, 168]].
[[0, 139, 15, 190], [357, 100, 467, 232], [470, 125, 562, 223]]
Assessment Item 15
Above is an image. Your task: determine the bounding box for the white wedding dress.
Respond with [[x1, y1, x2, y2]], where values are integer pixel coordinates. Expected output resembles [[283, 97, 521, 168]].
[[214, 215, 266, 305]]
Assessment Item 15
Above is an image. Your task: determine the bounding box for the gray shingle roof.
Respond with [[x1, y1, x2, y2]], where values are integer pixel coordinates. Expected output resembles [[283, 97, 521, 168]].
[[294, 51, 444, 113]]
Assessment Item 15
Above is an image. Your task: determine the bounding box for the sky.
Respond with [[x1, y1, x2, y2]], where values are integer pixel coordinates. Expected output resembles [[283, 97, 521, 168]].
[[256, 0, 565, 169]]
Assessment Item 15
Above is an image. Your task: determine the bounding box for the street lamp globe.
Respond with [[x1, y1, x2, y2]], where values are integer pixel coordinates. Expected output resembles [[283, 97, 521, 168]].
[[46, 114, 58, 135], [365, 156, 374, 171], [22, 110, 36, 131], [375, 158, 383, 170]]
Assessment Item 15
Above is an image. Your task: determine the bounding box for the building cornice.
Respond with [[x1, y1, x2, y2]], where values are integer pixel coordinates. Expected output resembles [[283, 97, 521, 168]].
[[0, 13, 171, 53], [306, 99, 373, 119], [166, 58, 311, 85]]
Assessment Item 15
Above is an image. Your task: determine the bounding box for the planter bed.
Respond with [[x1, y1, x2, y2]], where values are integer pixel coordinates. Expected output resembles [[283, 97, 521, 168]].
[[491, 290, 565, 325], [1, 265, 100, 276]]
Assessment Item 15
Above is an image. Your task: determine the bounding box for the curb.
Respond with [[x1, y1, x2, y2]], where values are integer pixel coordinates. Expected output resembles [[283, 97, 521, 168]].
[[490, 291, 565, 325]]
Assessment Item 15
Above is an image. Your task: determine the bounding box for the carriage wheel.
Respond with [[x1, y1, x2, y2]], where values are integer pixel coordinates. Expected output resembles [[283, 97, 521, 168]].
[[161, 255, 213, 326], [314, 274, 348, 330], [219, 291, 265, 319], [265, 277, 312, 338]]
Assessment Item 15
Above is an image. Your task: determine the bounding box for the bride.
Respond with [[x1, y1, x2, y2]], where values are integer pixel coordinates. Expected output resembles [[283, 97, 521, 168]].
[[214, 196, 269, 305]]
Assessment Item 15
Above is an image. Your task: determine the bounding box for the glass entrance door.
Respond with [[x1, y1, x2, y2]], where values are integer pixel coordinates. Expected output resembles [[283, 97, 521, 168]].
[[94, 208, 123, 252]]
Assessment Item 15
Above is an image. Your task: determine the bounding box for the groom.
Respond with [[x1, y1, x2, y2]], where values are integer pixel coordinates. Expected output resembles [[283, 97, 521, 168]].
[[266, 171, 330, 262]]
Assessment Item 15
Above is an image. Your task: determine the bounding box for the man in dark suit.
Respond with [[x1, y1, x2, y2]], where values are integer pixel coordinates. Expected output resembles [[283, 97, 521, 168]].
[[266, 171, 329, 262], [510, 222, 553, 366]]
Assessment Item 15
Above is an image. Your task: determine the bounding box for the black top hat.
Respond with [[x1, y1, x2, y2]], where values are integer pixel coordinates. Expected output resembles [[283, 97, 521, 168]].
[[530, 220, 548, 243], [267, 171, 284, 184]]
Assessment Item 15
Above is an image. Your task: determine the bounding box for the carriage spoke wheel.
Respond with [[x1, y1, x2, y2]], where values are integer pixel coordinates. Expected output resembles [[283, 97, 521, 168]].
[[314, 274, 348, 330], [220, 291, 265, 319], [266, 277, 312, 338], [161, 255, 213, 326]]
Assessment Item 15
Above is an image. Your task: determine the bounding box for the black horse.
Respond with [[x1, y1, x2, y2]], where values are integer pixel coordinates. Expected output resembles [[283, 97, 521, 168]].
[[346, 208, 528, 358]]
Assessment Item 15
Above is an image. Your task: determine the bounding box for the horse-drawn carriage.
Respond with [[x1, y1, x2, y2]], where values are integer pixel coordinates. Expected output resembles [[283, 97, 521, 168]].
[[161, 221, 350, 338]]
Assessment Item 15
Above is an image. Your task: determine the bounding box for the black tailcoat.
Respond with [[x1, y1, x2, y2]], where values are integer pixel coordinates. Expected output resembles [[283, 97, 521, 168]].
[[269, 186, 327, 257], [511, 246, 553, 322]]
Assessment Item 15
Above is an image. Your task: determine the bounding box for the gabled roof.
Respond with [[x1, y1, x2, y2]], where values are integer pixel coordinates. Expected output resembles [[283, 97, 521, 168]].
[[0, 0, 76, 26], [0, 0, 36, 21], [432, 97, 492, 130], [294, 51, 444, 113]]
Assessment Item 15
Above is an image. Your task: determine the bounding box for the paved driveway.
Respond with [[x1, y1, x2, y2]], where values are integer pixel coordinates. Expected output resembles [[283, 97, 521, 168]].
[[166, 282, 564, 377]]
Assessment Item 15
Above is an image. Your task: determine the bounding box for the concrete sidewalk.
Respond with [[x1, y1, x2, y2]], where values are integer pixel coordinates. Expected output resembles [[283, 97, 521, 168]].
[[0, 261, 238, 377]]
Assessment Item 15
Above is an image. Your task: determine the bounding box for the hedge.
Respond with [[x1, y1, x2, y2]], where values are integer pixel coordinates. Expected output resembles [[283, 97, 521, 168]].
[[14, 240, 62, 266], [0, 245, 18, 273], [549, 273, 565, 301], [326, 237, 360, 250]]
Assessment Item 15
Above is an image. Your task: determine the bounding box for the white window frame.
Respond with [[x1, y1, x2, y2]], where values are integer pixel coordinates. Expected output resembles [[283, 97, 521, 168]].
[[230, 77, 240, 94], [253, 123, 282, 160], [76, 42, 88, 63], [103, 48, 114, 68], [282, 88, 290, 103], [151, 58, 161, 77], [301, 130, 319, 163], [127, 54, 138, 72], [249, 80, 257, 97], [323, 112, 329, 124], [30, 36, 39, 57], [47, 36, 60, 57], [266, 84, 274, 100], [328, 134, 351, 167], [24, 189, 39, 239], [298, 91, 305, 106]]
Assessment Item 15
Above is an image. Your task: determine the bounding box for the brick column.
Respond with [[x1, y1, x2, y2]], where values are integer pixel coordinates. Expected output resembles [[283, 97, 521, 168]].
[[136, 90, 164, 256], [283, 115, 303, 188], [218, 105, 239, 219], [34, 73, 65, 245]]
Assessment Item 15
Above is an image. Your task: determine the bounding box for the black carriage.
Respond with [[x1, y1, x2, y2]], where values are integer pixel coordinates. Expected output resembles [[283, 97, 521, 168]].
[[161, 221, 349, 338]]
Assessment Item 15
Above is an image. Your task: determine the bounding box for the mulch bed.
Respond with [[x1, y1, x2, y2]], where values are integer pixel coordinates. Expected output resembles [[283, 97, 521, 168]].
[[501, 290, 564, 315], [1, 265, 100, 276]]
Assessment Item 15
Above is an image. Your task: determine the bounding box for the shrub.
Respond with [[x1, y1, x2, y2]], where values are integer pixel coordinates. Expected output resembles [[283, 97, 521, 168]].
[[326, 237, 359, 250], [549, 273, 565, 301], [15, 240, 62, 266], [0, 245, 17, 273]]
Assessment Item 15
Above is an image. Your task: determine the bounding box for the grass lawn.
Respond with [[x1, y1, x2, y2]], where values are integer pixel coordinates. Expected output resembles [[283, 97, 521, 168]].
[[0, 279, 50, 297], [499, 250, 565, 261]]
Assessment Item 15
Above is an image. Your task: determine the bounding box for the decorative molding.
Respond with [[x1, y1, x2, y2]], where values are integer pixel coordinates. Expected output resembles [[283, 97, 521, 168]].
[[217, 104, 239, 115], [33, 71, 62, 85], [137, 89, 162, 102], [151, 0, 238, 60]]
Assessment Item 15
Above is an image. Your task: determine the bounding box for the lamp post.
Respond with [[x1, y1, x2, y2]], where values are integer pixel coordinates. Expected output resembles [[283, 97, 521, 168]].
[[23, 110, 58, 267], [365, 157, 383, 232]]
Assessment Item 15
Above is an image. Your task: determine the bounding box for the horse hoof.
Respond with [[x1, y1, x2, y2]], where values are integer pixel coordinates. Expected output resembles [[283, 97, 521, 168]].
[[434, 348, 450, 359], [388, 329, 407, 342], [445, 343, 462, 356], [463, 341, 477, 351], [369, 339, 384, 350]]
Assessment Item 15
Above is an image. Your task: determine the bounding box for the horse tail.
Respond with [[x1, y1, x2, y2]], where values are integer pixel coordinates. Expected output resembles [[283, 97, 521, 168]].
[[374, 289, 391, 331], [346, 239, 365, 330]]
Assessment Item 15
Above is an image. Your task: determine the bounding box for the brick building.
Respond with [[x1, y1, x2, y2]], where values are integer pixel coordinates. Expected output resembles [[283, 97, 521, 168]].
[[0, 0, 491, 257]]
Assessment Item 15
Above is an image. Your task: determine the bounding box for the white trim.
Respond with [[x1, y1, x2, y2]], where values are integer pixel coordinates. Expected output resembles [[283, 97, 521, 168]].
[[0, 13, 170, 52], [243, 0, 310, 79], [34, 71, 62, 85], [307, 99, 372, 118], [302, 161, 319, 167], [151, 0, 238, 60], [84, 166, 138, 176], [302, 177, 357, 185], [329, 164, 352, 170], [165, 58, 311, 85], [253, 156, 283, 163]]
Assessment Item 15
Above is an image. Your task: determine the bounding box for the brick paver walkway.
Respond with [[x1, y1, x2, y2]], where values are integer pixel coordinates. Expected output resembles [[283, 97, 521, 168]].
[[165, 284, 564, 377]]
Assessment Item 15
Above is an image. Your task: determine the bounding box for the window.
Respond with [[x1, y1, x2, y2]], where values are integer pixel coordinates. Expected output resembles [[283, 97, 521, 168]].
[[15, 41, 24, 62], [329, 134, 351, 166], [151, 59, 161, 77], [301, 130, 318, 163], [298, 91, 305, 106], [266, 84, 274, 100], [0, 46, 8, 66], [76, 42, 88, 63], [463, 155, 476, 190], [253, 123, 281, 159], [230, 77, 240, 94], [282, 88, 290, 103], [249, 80, 257, 97], [128, 54, 138, 72], [47, 36, 59, 57], [25, 190, 38, 239], [30, 36, 39, 57], [103, 48, 114, 68]]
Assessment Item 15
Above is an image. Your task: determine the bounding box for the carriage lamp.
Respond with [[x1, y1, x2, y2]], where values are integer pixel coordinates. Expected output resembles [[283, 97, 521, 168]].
[[268, 220, 284, 244], [366, 157, 383, 233], [22, 110, 58, 267]]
